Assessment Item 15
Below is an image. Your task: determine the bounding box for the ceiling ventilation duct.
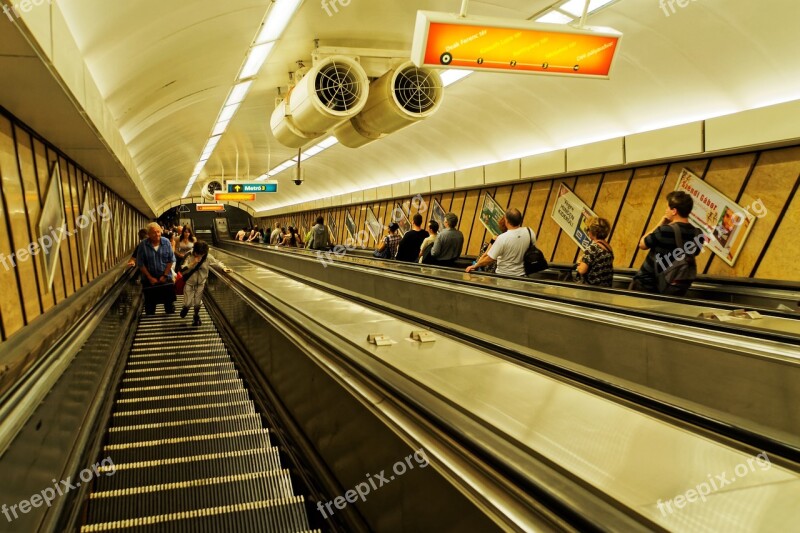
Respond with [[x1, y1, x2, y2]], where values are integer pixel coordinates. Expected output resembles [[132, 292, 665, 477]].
[[271, 56, 369, 148], [334, 61, 444, 148]]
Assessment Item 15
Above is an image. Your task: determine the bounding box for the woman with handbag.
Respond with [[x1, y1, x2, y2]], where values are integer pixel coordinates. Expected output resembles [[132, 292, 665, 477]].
[[575, 217, 614, 287]]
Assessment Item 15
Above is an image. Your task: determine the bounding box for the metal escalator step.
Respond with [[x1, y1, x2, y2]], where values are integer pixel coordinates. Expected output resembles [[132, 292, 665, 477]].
[[93, 447, 283, 492], [129, 341, 226, 355], [113, 389, 250, 413], [126, 354, 229, 367], [122, 363, 237, 381], [104, 429, 272, 463], [81, 496, 311, 532], [107, 413, 263, 445], [112, 400, 255, 425], [85, 469, 297, 525], [131, 335, 223, 348], [133, 325, 216, 335], [124, 359, 232, 375], [118, 379, 244, 399], [129, 346, 223, 359], [121, 370, 239, 386]]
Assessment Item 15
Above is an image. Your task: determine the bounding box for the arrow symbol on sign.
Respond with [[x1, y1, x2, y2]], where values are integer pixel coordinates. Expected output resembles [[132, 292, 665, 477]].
[[235, 185, 242, 192]]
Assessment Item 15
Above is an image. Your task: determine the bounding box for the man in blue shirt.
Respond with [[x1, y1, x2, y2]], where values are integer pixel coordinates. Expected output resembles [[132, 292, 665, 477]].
[[137, 222, 177, 314]]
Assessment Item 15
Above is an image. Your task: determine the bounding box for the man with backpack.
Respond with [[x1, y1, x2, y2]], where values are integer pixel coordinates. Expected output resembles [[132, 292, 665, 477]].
[[306, 216, 330, 250], [631, 191, 705, 296]]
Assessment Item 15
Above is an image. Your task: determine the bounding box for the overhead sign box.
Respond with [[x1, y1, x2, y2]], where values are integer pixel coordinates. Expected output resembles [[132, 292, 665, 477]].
[[214, 192, 256, 202], [227, 181, 278, 193], [411, 11, 621, 78], [196, 204, 226, 212]]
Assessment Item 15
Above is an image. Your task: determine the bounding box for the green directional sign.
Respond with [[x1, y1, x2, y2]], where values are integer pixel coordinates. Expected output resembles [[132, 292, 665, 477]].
[[227, 182, 278, 193]]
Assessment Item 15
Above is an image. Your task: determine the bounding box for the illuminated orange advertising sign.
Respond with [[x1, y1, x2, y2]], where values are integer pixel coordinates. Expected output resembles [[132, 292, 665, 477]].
[[411, 11, 621, 78], [214, 193, 256, 202], [196, 204, 226, 212]]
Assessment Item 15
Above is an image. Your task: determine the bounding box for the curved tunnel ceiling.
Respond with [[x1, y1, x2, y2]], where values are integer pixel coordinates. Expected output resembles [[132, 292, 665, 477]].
[[55, 0, 800, 214]]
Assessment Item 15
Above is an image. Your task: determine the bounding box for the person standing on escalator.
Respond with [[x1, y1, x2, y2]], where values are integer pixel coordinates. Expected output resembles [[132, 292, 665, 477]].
[[631, 191, 705, 296], [179, 240, 223, 326], [137, 222, 176, 315]]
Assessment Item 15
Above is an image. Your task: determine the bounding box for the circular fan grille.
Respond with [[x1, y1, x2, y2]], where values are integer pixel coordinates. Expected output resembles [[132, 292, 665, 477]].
[[394, 66, 441, 114], [314, 60, 366, 112]]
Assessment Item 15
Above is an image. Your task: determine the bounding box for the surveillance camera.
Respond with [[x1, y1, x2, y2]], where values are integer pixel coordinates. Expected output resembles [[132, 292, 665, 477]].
[[292, 168, 304, 185], [293, 178, 304, 185]]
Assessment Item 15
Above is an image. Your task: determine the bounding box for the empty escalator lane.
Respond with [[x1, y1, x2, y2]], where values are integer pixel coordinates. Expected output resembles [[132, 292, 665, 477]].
[[80, 297, 318, 532]]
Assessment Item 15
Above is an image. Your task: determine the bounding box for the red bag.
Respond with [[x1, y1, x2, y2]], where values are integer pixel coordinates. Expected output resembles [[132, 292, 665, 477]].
[[174, 272, 185, 295]]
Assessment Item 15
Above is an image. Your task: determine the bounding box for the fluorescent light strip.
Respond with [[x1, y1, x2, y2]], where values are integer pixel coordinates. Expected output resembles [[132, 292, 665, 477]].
[[225, 81, 252, 107], [217, 103, 240, 123], [240, 42, 275, 79], [440, 69, 473, 87], [559, 0, 616, 17], [255, 137, 340, 181], [535, 11, 574, 23], [256, 0, 303, 43]]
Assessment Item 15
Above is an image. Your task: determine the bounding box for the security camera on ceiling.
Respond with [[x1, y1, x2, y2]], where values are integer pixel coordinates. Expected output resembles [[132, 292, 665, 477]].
[[293, 167, 304, 185]]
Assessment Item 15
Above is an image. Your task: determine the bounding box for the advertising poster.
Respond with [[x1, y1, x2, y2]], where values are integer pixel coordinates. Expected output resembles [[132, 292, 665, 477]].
[[345, 211, 356, 240], [39, 163, 66, 292], [674, 168, 755, 266], [328, 212, 338, 243], [550, 183, 597, 250], [479, 193, 506, 237], [393, 204, 411, 235], [430, 199, 446, 228], [365, 207, 383, 243]]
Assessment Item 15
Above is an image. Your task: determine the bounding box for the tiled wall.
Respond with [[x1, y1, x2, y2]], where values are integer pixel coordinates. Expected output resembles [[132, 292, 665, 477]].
[[0, 108, 147, 341], [260, 145, 800, 282]]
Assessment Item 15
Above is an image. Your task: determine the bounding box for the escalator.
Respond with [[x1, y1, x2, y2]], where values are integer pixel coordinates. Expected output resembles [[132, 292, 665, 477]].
[[80, 297, 318, 532]]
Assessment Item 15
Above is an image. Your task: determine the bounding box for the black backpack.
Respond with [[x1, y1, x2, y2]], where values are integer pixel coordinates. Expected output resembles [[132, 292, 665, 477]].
[[656, 223, 698, 293]]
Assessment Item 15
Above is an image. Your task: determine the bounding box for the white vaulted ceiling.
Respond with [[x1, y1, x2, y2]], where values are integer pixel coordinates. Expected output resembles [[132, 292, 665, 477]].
[[44, 0, 800, 214]]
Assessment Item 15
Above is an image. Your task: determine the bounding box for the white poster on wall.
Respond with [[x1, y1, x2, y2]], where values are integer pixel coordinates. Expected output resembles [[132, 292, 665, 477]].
[[674, 168, 755, 267], [550, 183, 597, 250]]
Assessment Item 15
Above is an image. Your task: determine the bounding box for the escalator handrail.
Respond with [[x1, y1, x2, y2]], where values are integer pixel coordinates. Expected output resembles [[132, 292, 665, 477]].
[[223, 242, 800, 345]]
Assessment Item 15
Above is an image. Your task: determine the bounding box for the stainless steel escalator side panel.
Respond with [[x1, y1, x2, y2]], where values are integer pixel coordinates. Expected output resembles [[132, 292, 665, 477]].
[[0, 274, 139, 533], [208, 250, 800, 533], [222, 244, 800, 449], [204, 273, 514, 533]]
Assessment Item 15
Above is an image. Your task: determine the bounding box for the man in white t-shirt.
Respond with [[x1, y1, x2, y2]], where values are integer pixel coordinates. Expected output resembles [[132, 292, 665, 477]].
[[466, 208, 533, 276]]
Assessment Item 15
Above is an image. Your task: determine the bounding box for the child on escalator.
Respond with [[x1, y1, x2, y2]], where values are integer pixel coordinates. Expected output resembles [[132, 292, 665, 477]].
[[179, 241, 225, 326]]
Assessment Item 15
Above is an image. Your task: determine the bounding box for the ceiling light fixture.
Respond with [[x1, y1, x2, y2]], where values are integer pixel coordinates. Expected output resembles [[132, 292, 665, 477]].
[[182, 0, 304, 198], [256, 136, 339, 180]]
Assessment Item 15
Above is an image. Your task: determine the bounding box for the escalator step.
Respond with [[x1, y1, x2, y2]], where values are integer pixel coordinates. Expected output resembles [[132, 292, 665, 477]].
[[128, 346, 225, 359], [121, 370, 240, 387], [126, 355, 229, 368], [104, 428, 272, 463], [118, 378, 244, 400], [94, 447, 283, 492], [133, 327, 218, 340], [131, 336, 224, 350], [112, 400, 255, 425], [85, 469, 296, 524], [124, 360, 233, 376], [81, 496, 312, 532], [113, 389, 251, 413], [107, 413, 262, 445]]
